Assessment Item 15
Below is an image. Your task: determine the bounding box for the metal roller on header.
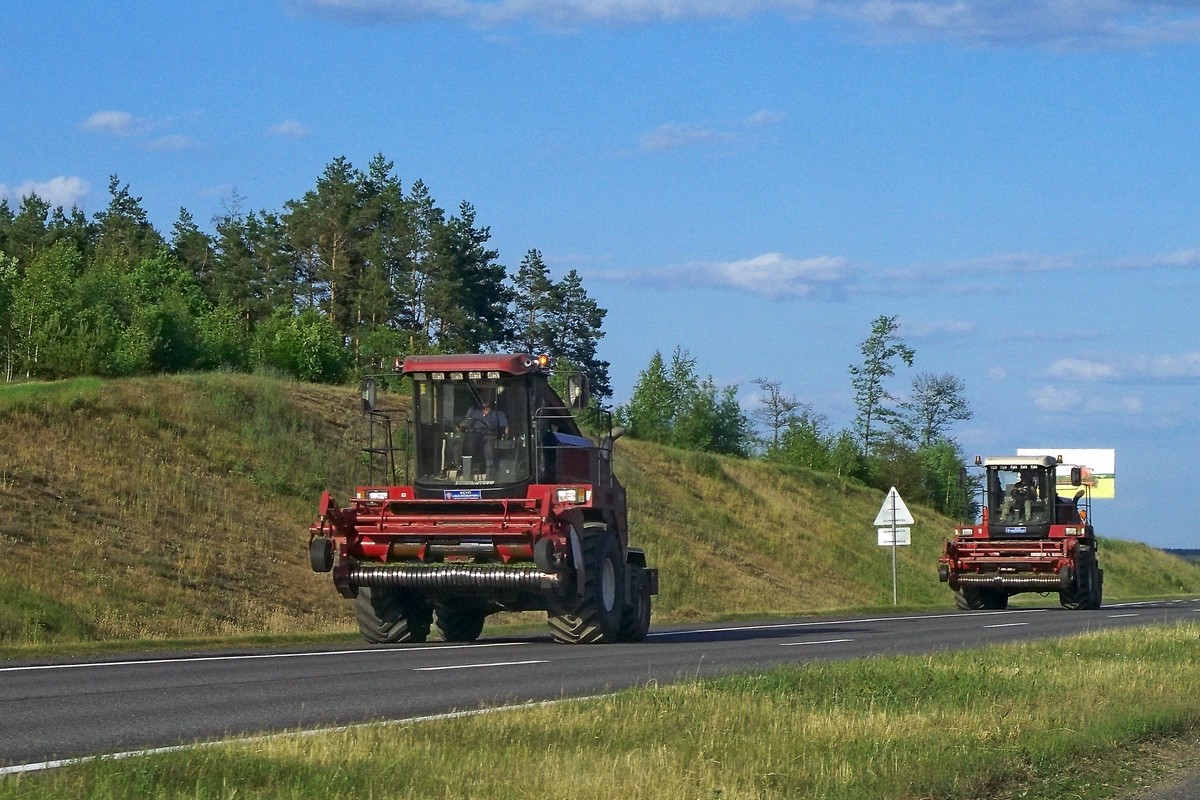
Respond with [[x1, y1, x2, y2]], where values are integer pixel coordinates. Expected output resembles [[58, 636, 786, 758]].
[[308, 353, 657, 644], [938, 454, 1102, 610]]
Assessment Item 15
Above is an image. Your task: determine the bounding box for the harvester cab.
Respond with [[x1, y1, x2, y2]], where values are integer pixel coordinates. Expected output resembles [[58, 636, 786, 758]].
[[403, 354, 593, 498], [983, 456, 1091, 537], [939, 454, 1102, 611], [310, 353, 657, 646]]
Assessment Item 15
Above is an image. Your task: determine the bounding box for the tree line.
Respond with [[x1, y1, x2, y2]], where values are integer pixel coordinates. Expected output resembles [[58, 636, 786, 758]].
[[620, 316, 975, 519], [0, 156, 610, 395], [0, 156, 972, 516]]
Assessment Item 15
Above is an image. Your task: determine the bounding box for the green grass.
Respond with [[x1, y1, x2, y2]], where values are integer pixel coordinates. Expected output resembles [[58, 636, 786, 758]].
[[4, 623, 1199, 799], [1, 372, 1199, 649]]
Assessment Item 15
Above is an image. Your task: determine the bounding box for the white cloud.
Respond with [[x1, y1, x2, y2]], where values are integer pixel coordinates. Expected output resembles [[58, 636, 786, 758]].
[[1031, 384, 1082, 411], [144, 135, 197, 152], [745, 110, 787, 127], [1046, 352, 1200, 383], [906, 319, 975, 339], [269, 120, 312, 138], [80, 109, 202, 153], [712, 253, 848, 297], [595, 251, 852, 299], [1088, 394, 1144, 415], [639, 110, 785, 152], [639, 122, 728, 152], [1112, 248, 1200, 270], [1035, 386, 1144, 415], [80, 110, 143, 136], [1131, 352, 1200, 380], [294, 1, 1200, 48], [0, 176, 91, 208], [1047, 358, 1120, 381]]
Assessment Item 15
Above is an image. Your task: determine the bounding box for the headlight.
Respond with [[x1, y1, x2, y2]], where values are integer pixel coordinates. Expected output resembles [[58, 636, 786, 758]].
[[367, 490, 388, 500], [555, 487, 591, 504]]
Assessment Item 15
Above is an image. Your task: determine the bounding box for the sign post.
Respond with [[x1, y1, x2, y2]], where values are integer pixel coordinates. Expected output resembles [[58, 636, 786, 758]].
[[873, 487, 914, 605]]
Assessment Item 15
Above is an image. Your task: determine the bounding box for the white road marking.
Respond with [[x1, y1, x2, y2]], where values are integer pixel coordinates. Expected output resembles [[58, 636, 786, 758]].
[[414, 659, 548, 672], [983, 622, 1029, 629], [0, 641, 528, 674], [1107, 614, 1139, 618], [780, 638, 854, 647], [648, 608, 1048, 639]]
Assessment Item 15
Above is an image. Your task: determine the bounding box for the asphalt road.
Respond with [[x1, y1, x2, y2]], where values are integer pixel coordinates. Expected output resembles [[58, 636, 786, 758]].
[[2, 598, 1198, 773]]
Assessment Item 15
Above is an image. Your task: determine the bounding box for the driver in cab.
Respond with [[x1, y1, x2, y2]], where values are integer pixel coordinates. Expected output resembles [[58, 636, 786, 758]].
[[458, 393, 508, 475]]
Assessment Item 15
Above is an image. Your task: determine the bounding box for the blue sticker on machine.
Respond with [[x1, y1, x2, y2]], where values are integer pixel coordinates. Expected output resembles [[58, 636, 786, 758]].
[[1005, 527, 1027, 534], [445, 489, 482, 500]]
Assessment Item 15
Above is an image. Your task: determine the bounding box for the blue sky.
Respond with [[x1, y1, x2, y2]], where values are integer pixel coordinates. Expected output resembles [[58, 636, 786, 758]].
[[3, 2, 1200, 548]]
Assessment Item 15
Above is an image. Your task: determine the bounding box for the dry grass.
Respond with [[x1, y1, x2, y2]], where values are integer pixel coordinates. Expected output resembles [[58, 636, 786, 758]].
[[1, 373, 1199, 650], [0, 374, 363, 644]]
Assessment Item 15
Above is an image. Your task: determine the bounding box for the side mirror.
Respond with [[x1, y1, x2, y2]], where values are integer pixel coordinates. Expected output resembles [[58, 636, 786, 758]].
[[1070, 467, 1082, 487], [360, 377, 377, 414], [566, 374, 590, 410]]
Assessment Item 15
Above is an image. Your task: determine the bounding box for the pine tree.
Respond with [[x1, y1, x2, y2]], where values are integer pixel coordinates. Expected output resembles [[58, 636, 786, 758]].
[[546, 269, 610, 399], [93, 176, 165, 269], [625, 350, 675, 442], [510, 249, 555, 353]]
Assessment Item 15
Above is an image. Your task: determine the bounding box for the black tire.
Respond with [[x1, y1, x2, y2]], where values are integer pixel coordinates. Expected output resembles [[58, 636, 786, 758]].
[[616, 566, 652, 642], [547, 528, 624, 644], [435, 603, 488, 642], [355, 586, 432, 644], [1061, 558, 1102, 610], [954, 587, 1007, 610]]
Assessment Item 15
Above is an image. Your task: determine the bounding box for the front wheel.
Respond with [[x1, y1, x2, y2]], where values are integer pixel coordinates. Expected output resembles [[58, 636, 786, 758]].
[[547, 528, 624, 644], [435, 603, 488, 642], [1061, 562, 1103, 610], [355, 586, 432, 644], [616, 567, 652, 642], [954, 587, 1007, 610]]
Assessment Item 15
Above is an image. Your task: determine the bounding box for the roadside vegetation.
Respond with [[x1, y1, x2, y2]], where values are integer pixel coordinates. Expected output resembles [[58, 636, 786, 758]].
[[6, 164, 1200, 799], [3, 372, 1199, 655], [3, 622, 1199, 799]]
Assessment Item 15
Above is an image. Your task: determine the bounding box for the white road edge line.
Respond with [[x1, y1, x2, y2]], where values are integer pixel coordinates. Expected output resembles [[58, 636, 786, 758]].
[[0, 641, 528, 674], [414, 660, 549, 672], [983, 622, 1029, 629], [648, 608, 1048, 638], [1107, 614, 1139, 618], [780, 638, 854, 647], [0, 695, 604, 776]]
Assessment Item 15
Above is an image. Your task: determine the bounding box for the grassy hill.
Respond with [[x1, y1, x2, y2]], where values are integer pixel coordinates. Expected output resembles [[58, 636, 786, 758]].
[[2, 373, 1198, 650]]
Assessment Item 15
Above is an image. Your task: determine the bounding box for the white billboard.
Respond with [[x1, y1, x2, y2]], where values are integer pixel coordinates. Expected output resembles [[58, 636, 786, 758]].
[[1017, 448, 1115, 499]]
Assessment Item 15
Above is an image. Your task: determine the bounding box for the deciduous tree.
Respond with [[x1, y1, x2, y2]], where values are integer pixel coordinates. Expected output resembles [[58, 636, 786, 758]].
[[850, 314, 915, 455], [899, 372, 973, 448]]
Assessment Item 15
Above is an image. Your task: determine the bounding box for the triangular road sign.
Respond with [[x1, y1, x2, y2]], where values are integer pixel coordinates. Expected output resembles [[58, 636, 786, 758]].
[[873, 487, 915, 526]]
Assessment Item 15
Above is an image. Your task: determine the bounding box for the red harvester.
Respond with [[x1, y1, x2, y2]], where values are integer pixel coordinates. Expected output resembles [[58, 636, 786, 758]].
[[939, 454, 1102, 610], [309, 353, 657, 644]]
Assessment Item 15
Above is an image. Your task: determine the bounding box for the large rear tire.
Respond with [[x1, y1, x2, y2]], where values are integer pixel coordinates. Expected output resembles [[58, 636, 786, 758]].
[[355, 586, 432, 644], [547, 528, 624, 644], [435, 603, 488, 642]]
